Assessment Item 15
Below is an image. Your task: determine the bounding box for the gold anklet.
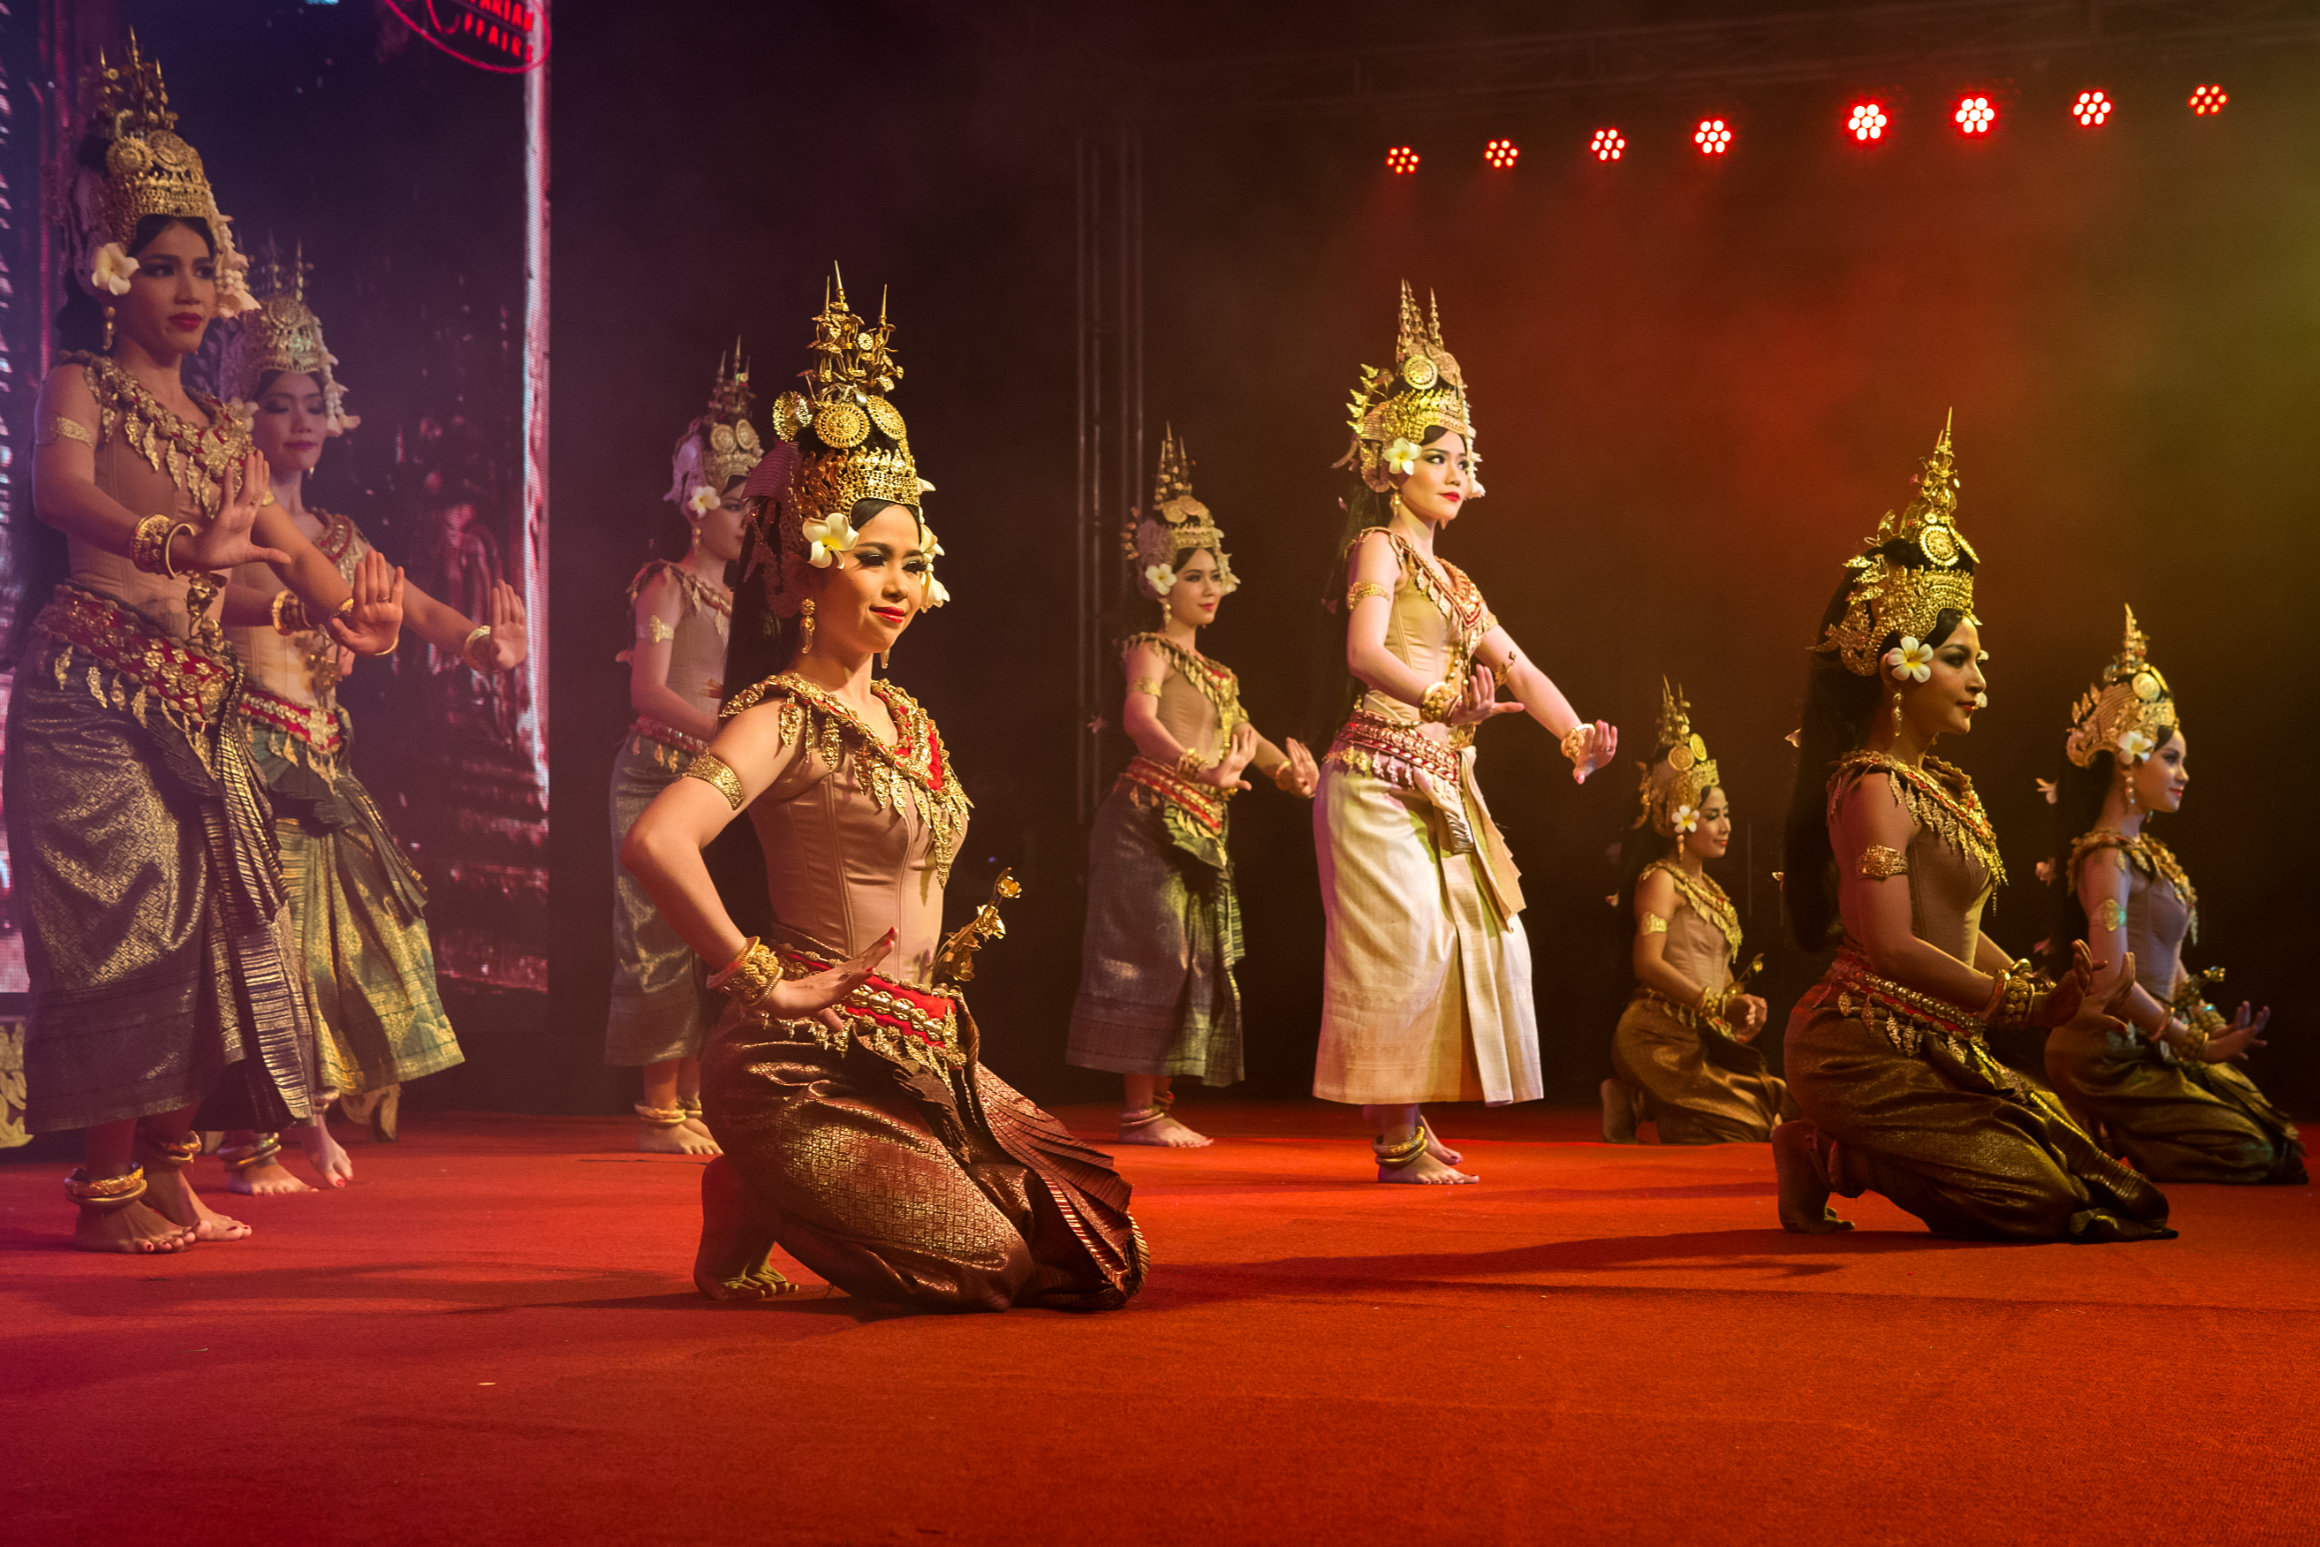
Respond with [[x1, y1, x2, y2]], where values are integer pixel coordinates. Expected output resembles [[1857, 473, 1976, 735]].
[[1373, 1125, 1430, 1169], [65, 1166, 148, 1209]]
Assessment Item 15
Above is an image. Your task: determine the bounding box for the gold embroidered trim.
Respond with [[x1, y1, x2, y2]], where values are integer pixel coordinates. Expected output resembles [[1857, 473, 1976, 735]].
[[1643, 860, 1743, 956], [684, 751, 745, 811], [1830, 750, 2006, 888], [1859, 844, 1909, 879], [2069, 829, 2197, 945], [720, 674, 969, 882], [64, 352, 250, 521], [1121, 632, 1245, 743]]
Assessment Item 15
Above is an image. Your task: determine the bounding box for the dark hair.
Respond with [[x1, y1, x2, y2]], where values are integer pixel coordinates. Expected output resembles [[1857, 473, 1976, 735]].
[[14, 207, 219, 660], [1309, 424, 1458, 742], [722, 495, 909, 708], [2041, 724, 2176, 974], [1780, 541, 1977, 951]]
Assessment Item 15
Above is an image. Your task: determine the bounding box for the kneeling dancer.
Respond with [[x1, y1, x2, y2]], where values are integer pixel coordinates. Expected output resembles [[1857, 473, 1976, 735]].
[[1772, 420, 2171, 1242], [622, 276, 1144, 1310]]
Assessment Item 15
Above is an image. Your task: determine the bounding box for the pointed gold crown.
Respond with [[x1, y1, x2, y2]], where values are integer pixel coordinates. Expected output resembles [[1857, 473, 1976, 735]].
[[1124, 425, 1232, 596], [62, 37, 252, 313], [1334, 281, 1476, 492], [667, 343, 762, 506], [766, 268, 925, 522], [1813, 414, 1980, 676], [1636, 679, 1722, 836], [219, 241, 356, 432], [2065, 604, 2177, 767]]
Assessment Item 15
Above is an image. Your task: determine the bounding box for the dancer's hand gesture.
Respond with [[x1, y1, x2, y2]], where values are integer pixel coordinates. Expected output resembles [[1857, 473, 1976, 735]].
[[1446, 664, 1522, 727], [1199, 722, 1258, 791], [1732, 993, 1770, 1043], [180, 451, 291, 572], [2198, 1002, 2270, 1063], [479, 581, 530, 671], [327, 550, 405, 658], [1278, 737, 1320, 798]]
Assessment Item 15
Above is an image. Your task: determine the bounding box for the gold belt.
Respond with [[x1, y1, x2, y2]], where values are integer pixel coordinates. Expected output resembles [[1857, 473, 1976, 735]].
[[1817, 947, 1986, 1056], [630, 714, 707, 757], [1326, 709, 1464, 787], [244, 682, 345, 758], [1116, 755, 1228, 834], [34, 585, 234, 725]]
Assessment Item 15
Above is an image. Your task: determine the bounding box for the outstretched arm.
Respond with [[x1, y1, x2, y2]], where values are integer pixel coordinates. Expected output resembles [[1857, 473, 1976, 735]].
[[1477, 623, 1616, 781]]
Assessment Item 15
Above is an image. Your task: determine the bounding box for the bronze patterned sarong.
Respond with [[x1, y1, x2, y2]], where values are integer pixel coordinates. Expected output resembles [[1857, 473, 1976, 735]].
[[1611, 992, 1792, 1144], [1063, 764, 1244, 1084], [2045, 1021, 2304, 1185], [1784, 962, 2170, 1241], [705, 986, 1144, 1313], [244, 692, 460, 1095], [7, 586, 315, 1132]]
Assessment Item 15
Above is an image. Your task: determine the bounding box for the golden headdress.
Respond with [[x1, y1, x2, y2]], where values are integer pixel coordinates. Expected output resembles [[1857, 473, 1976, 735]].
[[1335, 281, 1476, 493], [666, 344, 762, 509], [744, 270, 944, 615], [2065, 605, 2176, 768], [1125, 426, 1236, 600], [218, 242, 356, 434], [1813, 414, 1979, 677], [57, 37, 254, 316], [1635, 680, 1722, 838]]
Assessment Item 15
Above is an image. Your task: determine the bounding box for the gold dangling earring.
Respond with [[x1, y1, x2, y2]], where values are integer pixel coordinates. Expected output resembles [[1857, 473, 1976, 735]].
[[102, 307, 116, 352], [1890, 689, 1904, 740], [880, 648, 891, 671], [798, 598, 816, 655]]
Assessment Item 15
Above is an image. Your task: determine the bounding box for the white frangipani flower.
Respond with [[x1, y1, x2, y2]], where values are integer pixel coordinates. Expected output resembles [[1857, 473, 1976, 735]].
[[801, 513, 859, 568], [686, 482, 721, 518], [1884, 636, 1934, 683], [2117, 727, 2157, 763], [1671, 803, 1700, 834], [1144, 562, 1178, 596], [91, 242, 138, 295], [1384, 437, 1421, 477]]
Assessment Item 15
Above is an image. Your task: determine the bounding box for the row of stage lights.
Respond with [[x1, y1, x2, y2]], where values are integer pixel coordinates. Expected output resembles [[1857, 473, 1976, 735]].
[[1387, 82, 2229, 169]]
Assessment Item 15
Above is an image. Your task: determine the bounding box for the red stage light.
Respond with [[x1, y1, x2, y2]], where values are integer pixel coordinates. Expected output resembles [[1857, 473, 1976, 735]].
[[2073, 90, 2114, 127], [1590, 128, 1626, 162], [2189, 83, 2228, 116], [1694, 118, 1732, 155], [1847, 102, 1889, 142], [1483, 138, 1520, 169], [1954, 95, 1997, 135], [1385, 145, 1420, 175]]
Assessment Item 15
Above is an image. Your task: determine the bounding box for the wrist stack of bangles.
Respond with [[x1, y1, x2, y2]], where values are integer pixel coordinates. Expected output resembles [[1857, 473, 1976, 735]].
[[1982, 959, 2048, 1029], [132, 513, 193, 578], [1419, 678, 1460, 724], [1698, 984, 1739, 1025], [1174, 746, 1207, 778], [707, 937, 783, 1011], [1558, 722, 1594, 769], [271, 590, 313, 636]]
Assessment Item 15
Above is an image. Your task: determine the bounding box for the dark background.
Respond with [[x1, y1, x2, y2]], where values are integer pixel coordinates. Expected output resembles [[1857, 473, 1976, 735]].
[[23, 0, 2320, 1122]]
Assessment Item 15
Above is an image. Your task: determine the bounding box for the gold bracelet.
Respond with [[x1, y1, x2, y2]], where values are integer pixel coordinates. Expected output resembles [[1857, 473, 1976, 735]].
[[705, 936, 782, 1007], [1699, 984, 1736, 1024], [1559, 722, 1594, 767], [461, 624, 495, 670], [271, 590, 313, 636], [1419, 678, 1460, 724], [683, 750, 746, 811], [2177, 1022, 2211, 1058], [1271, 760, 1302, 794], [1985, 959, 2047, 1030], [132, 514, 176, 575]]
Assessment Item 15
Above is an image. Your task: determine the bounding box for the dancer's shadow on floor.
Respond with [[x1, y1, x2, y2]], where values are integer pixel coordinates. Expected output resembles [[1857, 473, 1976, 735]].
[[1135, 1225, 1992, 1309]]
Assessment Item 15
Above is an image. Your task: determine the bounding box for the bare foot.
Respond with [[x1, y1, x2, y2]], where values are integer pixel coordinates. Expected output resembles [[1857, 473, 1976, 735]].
[[75, 1199, 196, 1254], [1772, 1121, 1852, 1234], [304, 1129, 354, 1189], [679, 1113, 723, 1150], [693, 1156, 796, 1301], [143, 1164, 254, 1242], [1377, 1149, 1479, 1185], [1116, 1108, 1213, 1148], [639, 1118, 722, 1156], [227, 1158, 313, 1196], [1601, 1078, 1639, 1144], [1423, 1125, 1464, 1166]]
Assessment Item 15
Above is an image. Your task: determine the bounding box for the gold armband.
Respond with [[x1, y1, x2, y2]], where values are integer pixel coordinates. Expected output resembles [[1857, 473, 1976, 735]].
[[1346, 581, 1390, 607], [706, 936, 781, 1008], [462, 625, 496, 671], [1419, 678, 1460, 724], [683, 751, 746, 811], [642, 615, 675, 645], [2095, 898, 2127, 931], [1859, 844, 1908, 879], [37, 415, 96, 448], [1127, 676, 1163, 698], [1638, 912, 1669, 935]]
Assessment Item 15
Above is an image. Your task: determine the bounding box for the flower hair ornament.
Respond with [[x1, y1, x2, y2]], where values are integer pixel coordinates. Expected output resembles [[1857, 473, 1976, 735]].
[[57, 37, 256, 319], [666, 344, 762, 516], [1124, 425, 1235, 603], [1634, 679, 1722, 840], [744, 270, 943, 616], [1335, 281, 1479, 494], [1813, 413, 1979, 677], [217, 240, 360, 435], [2064, 605, 2176, 769]]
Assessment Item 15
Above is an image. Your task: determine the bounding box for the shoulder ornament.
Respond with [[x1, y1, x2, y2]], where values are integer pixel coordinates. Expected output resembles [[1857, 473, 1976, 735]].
[[1828, 750, 2006, 888]]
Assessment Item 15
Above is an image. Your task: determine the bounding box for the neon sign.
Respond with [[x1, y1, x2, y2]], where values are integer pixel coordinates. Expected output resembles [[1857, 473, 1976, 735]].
[[380, 0, 551, 73]]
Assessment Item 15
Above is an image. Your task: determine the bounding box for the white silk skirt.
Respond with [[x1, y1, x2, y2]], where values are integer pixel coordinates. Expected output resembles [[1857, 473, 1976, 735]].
[[1310, 761, 1540, 1106]]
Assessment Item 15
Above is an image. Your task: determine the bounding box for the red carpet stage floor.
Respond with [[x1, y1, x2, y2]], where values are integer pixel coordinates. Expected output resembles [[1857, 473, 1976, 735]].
[[4, 1103, 2314, 1545]]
